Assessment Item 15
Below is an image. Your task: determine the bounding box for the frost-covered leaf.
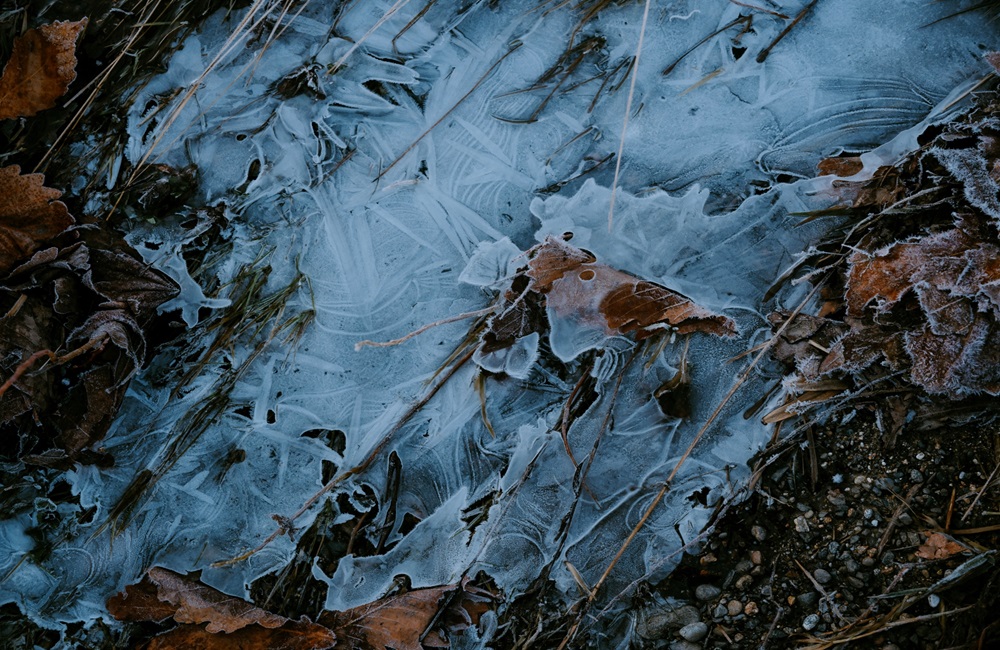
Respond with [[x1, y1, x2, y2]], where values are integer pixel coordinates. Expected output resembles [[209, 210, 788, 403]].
[[0, 165, 74, 272], [0, 19, 86, 120], [841, 226, 1000, 397], [0, 234, 177, 465]]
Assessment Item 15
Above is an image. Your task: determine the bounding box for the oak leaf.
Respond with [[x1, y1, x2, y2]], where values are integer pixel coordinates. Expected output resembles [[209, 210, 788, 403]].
[[0, 165, 74, 272], [0, 19, 86, 120], [841, 226, 1000, 396]]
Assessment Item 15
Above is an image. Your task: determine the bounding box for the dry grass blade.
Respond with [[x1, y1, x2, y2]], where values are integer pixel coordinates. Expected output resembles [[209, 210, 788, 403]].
[[376, 44, 522, 181], [606, 0, 650, 232]]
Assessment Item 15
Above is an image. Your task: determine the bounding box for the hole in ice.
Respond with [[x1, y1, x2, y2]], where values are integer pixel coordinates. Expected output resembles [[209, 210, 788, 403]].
[[578, 269, 596, 281], [234, 404, 252, 419], [686, 486, 711, 507], [301, 428, 347, 454], [266, 409, 276, 424]]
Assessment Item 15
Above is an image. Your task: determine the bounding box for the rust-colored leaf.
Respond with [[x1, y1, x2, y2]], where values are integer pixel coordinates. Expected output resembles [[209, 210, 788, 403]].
[[915, 532, 968, 560], [817, 156, 863, 177], [0, 19, 87, 120], [318, 581, 496, 650], [143, 621, 337, 650], [528, 236, 736, 339], [0, 165, 74, 272], [841, 225, 1000, 397], [110, 567, 289, 634]]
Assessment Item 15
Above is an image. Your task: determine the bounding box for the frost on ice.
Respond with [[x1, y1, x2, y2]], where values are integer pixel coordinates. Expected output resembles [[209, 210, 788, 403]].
[[0, 0, 995, 641]]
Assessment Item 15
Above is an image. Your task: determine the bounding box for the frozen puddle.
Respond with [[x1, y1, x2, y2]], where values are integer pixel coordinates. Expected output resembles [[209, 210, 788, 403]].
[[1, 0, 994, 641]]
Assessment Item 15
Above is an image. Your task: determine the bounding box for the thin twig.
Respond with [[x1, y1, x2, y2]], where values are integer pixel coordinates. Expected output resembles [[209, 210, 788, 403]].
[[214, 344, 476, 566], [756, 0, 818, 63], [354, 305, 496, 350], [376, 44, 522, 181]]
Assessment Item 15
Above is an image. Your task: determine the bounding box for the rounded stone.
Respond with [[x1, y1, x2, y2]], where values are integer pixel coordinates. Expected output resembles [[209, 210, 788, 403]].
[[813, 568, 832, 584], [751, 525, 767, 541], [694, 584, 721, 601], [679, 622, 708, 642], [726, 600, 743, 617], [802, 614, 820, 631]]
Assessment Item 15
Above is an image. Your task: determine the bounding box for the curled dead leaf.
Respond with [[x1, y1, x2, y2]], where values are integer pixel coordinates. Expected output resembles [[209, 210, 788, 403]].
[[915, 531, 968, 560], [318, 579, 497, 650], [109, 567, 291, 634], [0, 165, 74, 272], [0, 19, 87, 120]]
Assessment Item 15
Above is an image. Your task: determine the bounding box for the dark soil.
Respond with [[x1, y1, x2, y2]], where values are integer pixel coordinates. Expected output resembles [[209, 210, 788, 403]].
[[636, 413, 1000, 649]]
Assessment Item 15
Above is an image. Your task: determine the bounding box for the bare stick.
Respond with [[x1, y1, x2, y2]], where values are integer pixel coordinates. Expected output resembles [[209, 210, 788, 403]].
[[756, 0, 818, 63], [355, 305, 496, 350], [607, 0, 652, 232]]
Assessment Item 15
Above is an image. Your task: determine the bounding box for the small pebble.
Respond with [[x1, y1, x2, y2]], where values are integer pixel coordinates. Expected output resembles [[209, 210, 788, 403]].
[[750, 550, 763, 565], [694, 584, 720, 601], [744, 601, 759, 616], [797, 592, 818, 607], [679, 622, 708, 643], [751, 525, 767, 541], [813, 568, 832, 584], [735, 575, 754, 591], [726, 600, 743, 617], [794, 516, 810, 533], [802, 614, 820, 631], [928, 594, 941, 608], [712, 604, 728, 619]]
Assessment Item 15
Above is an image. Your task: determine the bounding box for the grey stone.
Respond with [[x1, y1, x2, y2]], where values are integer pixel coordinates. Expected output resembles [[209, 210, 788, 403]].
[[802, 614, 820, 631], [638, 605, 702, 638], [797, 592, 818, 607], [813, 568, 832, 584], [669, 642, 701, 650], [726, 600, 743, 617], [679, 622, 708, 643], [694, 584, 721, 601], [751, 525, 767, 541]]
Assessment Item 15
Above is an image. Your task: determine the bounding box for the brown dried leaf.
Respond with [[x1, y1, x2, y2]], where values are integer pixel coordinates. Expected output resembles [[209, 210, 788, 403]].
[[817, 156, 863, 177], [143, 622, 337, 650], [843, 227, 1000, 396], [0, 19, 86, 120], [528, 237, 736, 339], [109, 567, 290, 634], [0, 165, 74, 272], [915, 532, 968, 560], [318, 581, 496, 650]]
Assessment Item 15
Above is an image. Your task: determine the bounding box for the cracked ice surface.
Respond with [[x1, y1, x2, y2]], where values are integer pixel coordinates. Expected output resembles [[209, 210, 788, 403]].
[[1, 0, 995, 639]]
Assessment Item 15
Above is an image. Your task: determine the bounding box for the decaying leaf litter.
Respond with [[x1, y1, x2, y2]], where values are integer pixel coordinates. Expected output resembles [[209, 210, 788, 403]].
[[1, 0, 1000, 648]]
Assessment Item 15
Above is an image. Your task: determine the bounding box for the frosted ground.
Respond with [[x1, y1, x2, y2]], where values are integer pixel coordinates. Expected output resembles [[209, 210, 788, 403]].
[[1, 0, 996, 643]]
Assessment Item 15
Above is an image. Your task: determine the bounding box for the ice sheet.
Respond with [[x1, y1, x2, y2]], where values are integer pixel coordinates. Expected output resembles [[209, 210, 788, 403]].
[[1, 0, 995, 642]]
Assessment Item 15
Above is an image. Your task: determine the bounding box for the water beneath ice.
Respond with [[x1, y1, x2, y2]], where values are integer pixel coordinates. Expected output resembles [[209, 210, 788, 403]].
[[1, 0, 995, 641]]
